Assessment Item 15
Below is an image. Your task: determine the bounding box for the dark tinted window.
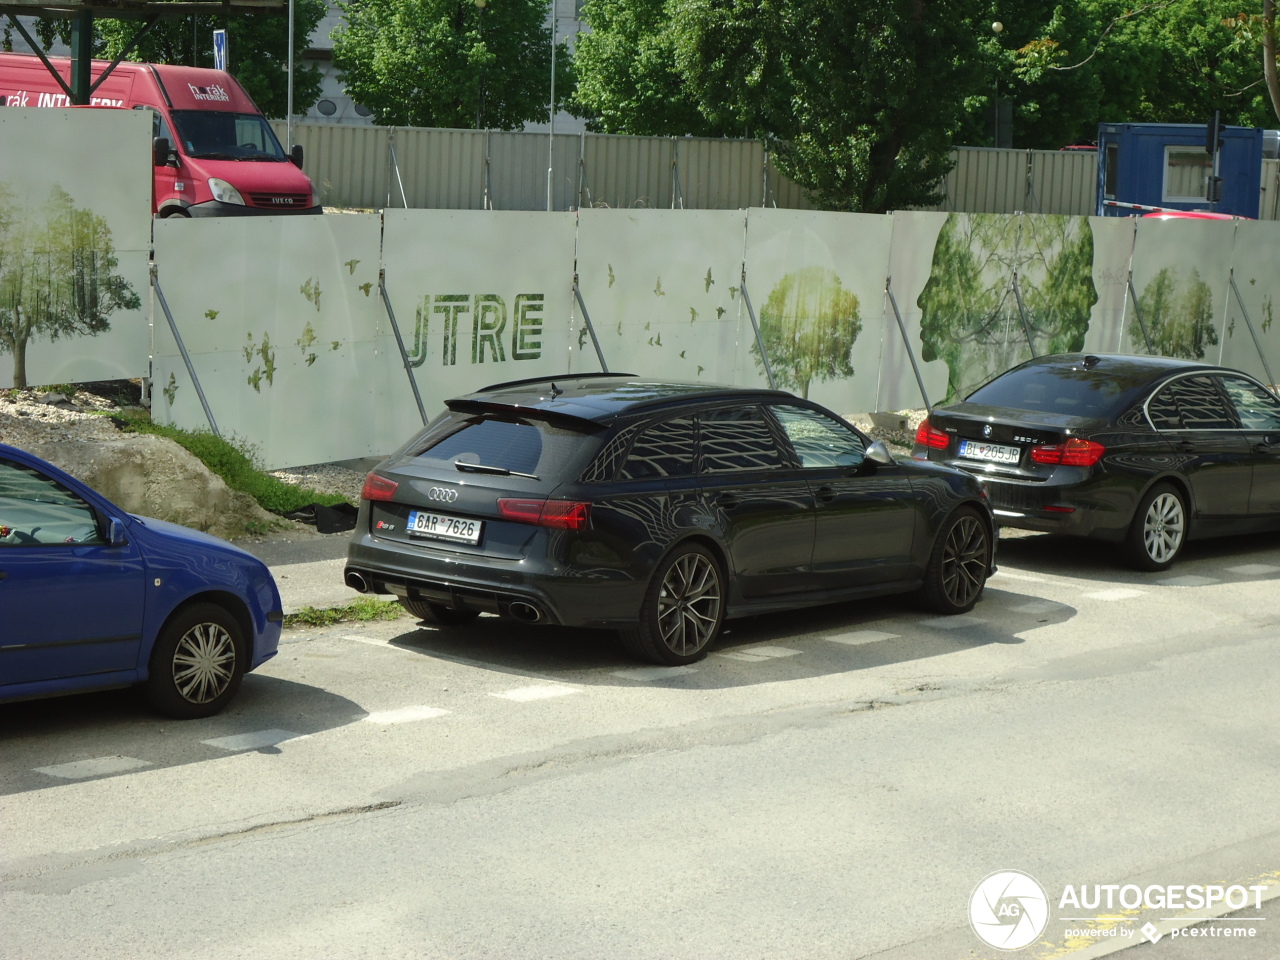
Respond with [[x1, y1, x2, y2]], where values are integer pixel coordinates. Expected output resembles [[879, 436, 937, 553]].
[[770, 404, 866, 467], [0, 458, 103, 546], [699, 406, 785, 473], [581, 423, 639, 483], [1219, 376, 1280, 430], [1149, 376, 1238, 430], [967, 362, 1158, 418], [410, 414, 599, 478], [621, 417, 696, 479]]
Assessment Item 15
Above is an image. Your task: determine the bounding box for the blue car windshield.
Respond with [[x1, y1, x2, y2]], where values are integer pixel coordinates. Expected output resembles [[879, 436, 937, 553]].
[[967, 363, 1155, 418]]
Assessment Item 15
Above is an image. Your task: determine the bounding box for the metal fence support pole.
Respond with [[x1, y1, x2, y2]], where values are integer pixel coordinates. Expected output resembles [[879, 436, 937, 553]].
[[483, 129, 493, 211], [739, 272, 776, 390], [388, 136, 408, 208], [378, 271, 429, 426], [151, 267, 220, 436], [670, 139, 684, 210], [885, 278, 932, 412], [1011, 272, 1039, 358], [1229, 270, 1278, 387], [572, 278, 609, 372], [1126, 274, 1155, 354]]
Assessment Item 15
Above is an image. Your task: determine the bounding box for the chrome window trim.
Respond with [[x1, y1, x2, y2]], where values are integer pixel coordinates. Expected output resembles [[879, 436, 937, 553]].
[[1141, 369, 1271, 432]]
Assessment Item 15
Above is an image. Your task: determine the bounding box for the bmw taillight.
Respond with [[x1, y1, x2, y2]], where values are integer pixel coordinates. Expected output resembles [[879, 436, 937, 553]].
[[1029, 438, 1106, 467], [361, 472, 399, 501], [915, 419, 951, 450], [498, 498, 591, 531]]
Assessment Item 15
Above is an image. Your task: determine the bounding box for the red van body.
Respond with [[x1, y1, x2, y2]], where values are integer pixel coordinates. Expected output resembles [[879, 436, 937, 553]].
[[0, 53, 321, 217]]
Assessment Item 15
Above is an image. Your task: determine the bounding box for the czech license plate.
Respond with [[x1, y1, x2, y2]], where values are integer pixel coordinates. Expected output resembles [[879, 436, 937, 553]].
[[406, 509, 482, 544], [958, 439, 1021, 465]]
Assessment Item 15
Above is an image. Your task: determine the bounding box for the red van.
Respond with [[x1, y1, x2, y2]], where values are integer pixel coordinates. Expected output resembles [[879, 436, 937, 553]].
[[0, 52, 321, 217]]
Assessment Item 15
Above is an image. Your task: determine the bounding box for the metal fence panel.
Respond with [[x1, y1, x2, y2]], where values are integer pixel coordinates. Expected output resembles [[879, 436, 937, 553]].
[[273, 121, 391, 210], [582, 133, 674, 209], [1262, 159, 1280, 220], [392, 126, 487, 209]]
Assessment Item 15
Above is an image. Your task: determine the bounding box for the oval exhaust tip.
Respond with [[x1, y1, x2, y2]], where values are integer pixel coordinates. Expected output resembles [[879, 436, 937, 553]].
[[508, 601, 542, 622], [345, 570, 370, 593]]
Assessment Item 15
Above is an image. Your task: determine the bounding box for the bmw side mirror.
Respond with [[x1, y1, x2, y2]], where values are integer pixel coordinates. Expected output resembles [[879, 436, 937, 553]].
[[154, 136, 174, 167], [290, 144, 304, 168], [866, 441, 896, 466], [106, 517, 128, 546]]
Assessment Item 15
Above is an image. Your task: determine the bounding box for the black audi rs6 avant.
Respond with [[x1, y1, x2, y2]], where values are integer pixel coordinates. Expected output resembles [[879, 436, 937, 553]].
[[913, 354, 1280, 570], [345, 376, 996, 665]]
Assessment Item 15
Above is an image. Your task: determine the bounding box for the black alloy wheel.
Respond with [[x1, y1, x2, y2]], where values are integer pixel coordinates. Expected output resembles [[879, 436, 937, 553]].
[[1126, 482, 1187, 571], [399, 598, 482, 626], [920, 507, 990, 614], [145, 602, 246, 719], [622, 543, 725, 666]]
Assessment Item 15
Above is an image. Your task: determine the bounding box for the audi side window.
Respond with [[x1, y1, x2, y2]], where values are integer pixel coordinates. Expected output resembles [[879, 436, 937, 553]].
[[1219, 377, 1280, 430], [1167, 377, 1238, 429], [769, 404, 866, 468], [620, 417, 696, 480], [0, 458, 103, 546], [698, 406, 785, 474]]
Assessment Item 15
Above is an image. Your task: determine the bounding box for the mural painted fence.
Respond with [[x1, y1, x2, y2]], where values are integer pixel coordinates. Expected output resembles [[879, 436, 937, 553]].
[[151, 209, 1280, 469]]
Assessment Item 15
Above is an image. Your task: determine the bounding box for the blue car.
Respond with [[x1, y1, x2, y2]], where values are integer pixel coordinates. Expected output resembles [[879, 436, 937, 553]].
[[0, 443, 283, 718]]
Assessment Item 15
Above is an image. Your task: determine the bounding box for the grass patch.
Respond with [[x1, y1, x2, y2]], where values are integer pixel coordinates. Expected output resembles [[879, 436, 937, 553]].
[[284, 597, 406, 628], [113, 412, 350, 514]]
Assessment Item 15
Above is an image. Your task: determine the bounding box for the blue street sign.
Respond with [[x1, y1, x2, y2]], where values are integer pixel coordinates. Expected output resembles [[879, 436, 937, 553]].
[[213, 29, 228, 71]]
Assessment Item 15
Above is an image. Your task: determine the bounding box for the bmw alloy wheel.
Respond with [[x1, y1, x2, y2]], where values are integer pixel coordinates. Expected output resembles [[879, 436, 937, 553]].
[[1142, 491, 1185, 565]]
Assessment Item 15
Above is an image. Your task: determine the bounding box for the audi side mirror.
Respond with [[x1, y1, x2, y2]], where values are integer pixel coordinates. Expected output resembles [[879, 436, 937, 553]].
[[866, 441, 896, 466]]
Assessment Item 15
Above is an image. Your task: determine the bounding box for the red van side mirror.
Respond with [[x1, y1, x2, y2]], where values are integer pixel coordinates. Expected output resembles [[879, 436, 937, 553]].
[[153, 137, 174, 167], [290, 144, 304, 169]]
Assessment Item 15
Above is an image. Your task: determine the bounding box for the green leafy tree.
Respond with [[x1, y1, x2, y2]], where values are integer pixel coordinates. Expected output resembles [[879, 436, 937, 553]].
[[12, 4, 324, 119], [918, 214, 1097, 402], [332, 0, 573, 129], [670, 0, 990, 213], [0, 185, 141, 388], [1005, 0, 1280, 147], [571, 0, 722, 135], [1133, 268, 1219, 359], [755, 266, 861, 399]]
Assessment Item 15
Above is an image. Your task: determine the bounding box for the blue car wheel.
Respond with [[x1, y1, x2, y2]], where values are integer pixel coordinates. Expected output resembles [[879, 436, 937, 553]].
[[146, 603, 246, 719]]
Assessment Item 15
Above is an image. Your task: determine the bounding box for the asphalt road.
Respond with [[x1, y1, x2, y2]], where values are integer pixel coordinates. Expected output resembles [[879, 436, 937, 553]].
[[2, 530, 1280, 960]]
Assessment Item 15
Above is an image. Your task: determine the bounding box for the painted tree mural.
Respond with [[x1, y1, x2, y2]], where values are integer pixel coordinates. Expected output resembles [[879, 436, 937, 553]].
[[917, 214, 1098, 402], [0, 184, 140, 388], [755, 266, 861, 399], [1133, 268, 1218, 360]]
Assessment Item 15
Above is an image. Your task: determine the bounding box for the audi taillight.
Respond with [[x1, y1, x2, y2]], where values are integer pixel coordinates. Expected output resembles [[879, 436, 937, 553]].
[[915, 419, 951, 450], [1029, 438, 1106, 467], [498, 498, 592, 531], [361, 472, 399, 501]]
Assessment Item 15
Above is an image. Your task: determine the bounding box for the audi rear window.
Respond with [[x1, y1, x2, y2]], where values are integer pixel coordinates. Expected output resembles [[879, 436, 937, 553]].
[[406, 412, 603, 479], [967, 363, 1155, 418]]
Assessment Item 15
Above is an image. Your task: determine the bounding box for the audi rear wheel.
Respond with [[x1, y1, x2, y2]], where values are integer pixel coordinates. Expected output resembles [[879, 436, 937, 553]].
[[621, 543, 725, 666]]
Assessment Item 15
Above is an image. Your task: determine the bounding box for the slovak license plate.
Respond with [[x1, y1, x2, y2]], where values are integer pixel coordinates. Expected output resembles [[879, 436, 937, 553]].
[[958, 439, 1021, 465], [406, 509, 482, 544]]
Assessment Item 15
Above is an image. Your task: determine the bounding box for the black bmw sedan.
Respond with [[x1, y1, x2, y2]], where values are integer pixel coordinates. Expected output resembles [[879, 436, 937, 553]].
[[912, 354, 1280, 570], [345, 376, 995, 665]]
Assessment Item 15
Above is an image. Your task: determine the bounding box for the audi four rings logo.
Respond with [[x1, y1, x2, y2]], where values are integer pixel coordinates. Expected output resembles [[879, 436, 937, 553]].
[[428, 487, 459, 502]]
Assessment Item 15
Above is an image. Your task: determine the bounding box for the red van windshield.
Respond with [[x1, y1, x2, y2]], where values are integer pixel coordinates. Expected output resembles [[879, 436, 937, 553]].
[[169, 110, 286, 160]]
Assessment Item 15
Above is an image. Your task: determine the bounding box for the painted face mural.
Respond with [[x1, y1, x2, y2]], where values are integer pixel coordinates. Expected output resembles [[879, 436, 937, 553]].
[[917, 214, 1098, 402]]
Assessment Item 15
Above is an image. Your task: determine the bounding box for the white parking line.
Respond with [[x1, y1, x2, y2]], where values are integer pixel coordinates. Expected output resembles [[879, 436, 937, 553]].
[[490, 684, 580, 702], [919, 616, 987, 630], [1225, 564, 1280, 576], [825, 630, 900, 646], [716, 646, 802, 662], [340, 634, 417, 655], [363, 706, 451, 724], [610, 666, 699, 682], [1084, 588, 1145, 601], [1158, 575, 1220, 587], [1010, 601, 1060, 614], [202, 729, 304, 752], [34, 756, 152, 780]]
